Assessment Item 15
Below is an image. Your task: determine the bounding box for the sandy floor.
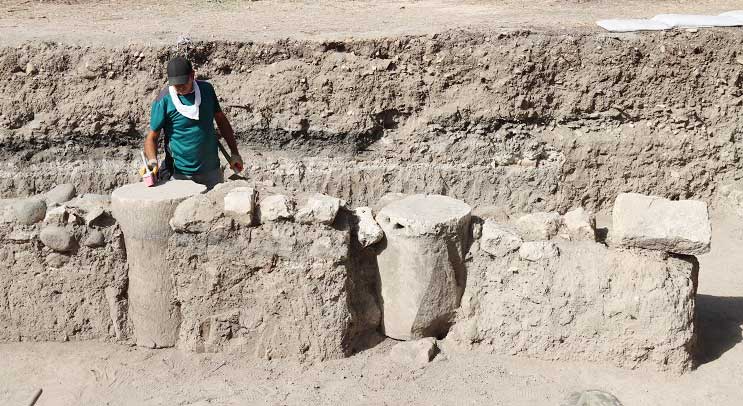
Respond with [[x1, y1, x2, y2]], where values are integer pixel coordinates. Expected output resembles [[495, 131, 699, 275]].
[[1, 0, 743, 46], [0, 208, 741, 406]]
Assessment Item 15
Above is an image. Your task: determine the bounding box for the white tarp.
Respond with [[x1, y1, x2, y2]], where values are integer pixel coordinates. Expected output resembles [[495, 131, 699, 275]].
[[597, 10, 743, 32], [596, 19, 671, 32], [651, 14, 743, 28], [719, 10, 743, 21]]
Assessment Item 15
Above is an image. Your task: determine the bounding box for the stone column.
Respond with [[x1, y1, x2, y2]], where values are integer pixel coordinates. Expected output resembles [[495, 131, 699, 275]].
[[112, 180, 206, 348], [376, 194, 472, 340]]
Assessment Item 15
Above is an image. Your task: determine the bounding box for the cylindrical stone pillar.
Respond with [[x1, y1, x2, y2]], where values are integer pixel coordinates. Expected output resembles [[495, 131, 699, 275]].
[[375, 194, 472, 340], [112, 180, 206, 348]]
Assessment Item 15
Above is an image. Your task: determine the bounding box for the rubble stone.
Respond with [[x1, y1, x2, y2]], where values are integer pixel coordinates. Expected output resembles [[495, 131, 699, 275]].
[[223, 187, 257, 226], [353, 207, 384, 247], [12, 198, 47, 225], [560, 207, 596, 241], [112, 180, 206, 348], [480, 220, 522, 257], [259, 194, 294, 223], [376, 194, 471, 340], [518, 241, 559, 261], [515, 211, 561, 241], [170, 194, 220, 233], [39, 226, 74, 252], [43, 205, 68, 225], [83, 229, 105, 248], [44, 184, 76, 206], [611, 193, 711, 255], [296, 193, 342, 225], [389, 337, 438, 368]]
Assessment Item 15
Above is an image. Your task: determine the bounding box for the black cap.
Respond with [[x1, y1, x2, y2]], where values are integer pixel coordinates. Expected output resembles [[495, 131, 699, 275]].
[[167, 57, 193, 85]]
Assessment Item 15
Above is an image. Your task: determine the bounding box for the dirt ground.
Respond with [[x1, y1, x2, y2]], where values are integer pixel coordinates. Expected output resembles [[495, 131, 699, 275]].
[[2, 0, 743, 46], [0, 208, 741, 406]]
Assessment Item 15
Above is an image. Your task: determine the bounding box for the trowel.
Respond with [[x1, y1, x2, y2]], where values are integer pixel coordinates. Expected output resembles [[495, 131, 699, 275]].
[[217, 139, 246, 180]]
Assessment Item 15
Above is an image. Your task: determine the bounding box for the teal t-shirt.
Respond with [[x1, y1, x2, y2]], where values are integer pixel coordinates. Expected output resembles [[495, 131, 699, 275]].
[[150, 80, 221, 175]]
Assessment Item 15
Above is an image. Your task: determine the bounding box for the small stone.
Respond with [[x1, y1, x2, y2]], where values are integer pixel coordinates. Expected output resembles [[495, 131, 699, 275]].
[[83, 229, 105, 247], [44, 205, 69, 225], [25, 63, 38, 75], [560, 207, 596, 241], [518, 241, 559, 261], [611, 193, 711, 255], [7, 227, 37, 242], [223, 187, 257, 226], [562, 390, 623, 406], [44, 184, 76, 206], [354, 207, 384, 247], [169, 194, 220, 233], [481, 220, 522, 257], [389, 338, 438, 368], [259, 194, 295, 223], [296, 193, 342, 225], [45, 252, 70, 268], [39, 226, 75, 252], [12, 198, 47, 225], [84, 206, 105, 226], [515, 211, 561, 241]]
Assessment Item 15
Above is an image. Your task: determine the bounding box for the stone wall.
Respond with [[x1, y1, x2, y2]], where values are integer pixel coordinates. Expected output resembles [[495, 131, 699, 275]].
[[0, 180, 709, 372]]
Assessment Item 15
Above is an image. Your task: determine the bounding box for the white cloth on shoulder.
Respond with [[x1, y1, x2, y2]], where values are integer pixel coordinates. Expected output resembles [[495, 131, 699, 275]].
[[169, 80, 201, 120]]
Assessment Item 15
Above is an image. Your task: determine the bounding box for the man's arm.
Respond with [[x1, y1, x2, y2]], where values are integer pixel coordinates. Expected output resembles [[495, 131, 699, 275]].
[[214, 111, 239, 155], [144, 129, 159, 163]]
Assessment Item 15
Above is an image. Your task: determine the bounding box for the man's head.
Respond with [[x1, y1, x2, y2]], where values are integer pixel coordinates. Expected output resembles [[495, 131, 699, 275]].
[[167, 56, 195, 94]]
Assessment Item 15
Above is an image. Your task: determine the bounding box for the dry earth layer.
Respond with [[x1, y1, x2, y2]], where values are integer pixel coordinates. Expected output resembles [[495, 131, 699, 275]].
[[1, 29, 742, 214]]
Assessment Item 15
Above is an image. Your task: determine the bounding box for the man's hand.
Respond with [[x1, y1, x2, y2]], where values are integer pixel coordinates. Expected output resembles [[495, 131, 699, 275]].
[[139, 159, 159, 177], [228, 153, 244, 172]]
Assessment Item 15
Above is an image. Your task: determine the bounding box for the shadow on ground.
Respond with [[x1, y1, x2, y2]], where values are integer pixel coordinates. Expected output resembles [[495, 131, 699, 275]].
[[695, 294, 743, 365]]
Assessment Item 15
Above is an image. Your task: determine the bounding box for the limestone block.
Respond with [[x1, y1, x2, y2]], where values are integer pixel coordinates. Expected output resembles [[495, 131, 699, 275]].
[[296, 193, 342, 225], [223, 187, 257, 226], [515, 211, 561, 241], [353, 207, 384, 247], [170, 194, 221, 233], [12, 198, 46, 225], [44, 184, 76, 206], [112, 180, 206, 348], [389, 337, 438, 368], [39, 226, 74, 252], [259, 194, 294, 223], [450, 241, 698, 373], [480, 220, 522, 257], [376, 194, 472, 340], [206, 180, 253, 211], [611, 193, 711, 255], [519, 241, 559, 261], [560, 207, 596, 241]]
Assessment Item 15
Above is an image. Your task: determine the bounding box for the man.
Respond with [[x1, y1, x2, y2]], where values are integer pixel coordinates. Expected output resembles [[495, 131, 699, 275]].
[[143, 56, 242, 189]]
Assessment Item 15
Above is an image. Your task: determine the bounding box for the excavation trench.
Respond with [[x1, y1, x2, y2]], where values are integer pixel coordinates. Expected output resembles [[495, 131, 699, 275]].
[[0, 28, 739, 373]]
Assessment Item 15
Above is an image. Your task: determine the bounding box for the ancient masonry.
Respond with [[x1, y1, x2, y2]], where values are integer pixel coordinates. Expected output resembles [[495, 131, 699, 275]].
[[0, 178, 712, 373]]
